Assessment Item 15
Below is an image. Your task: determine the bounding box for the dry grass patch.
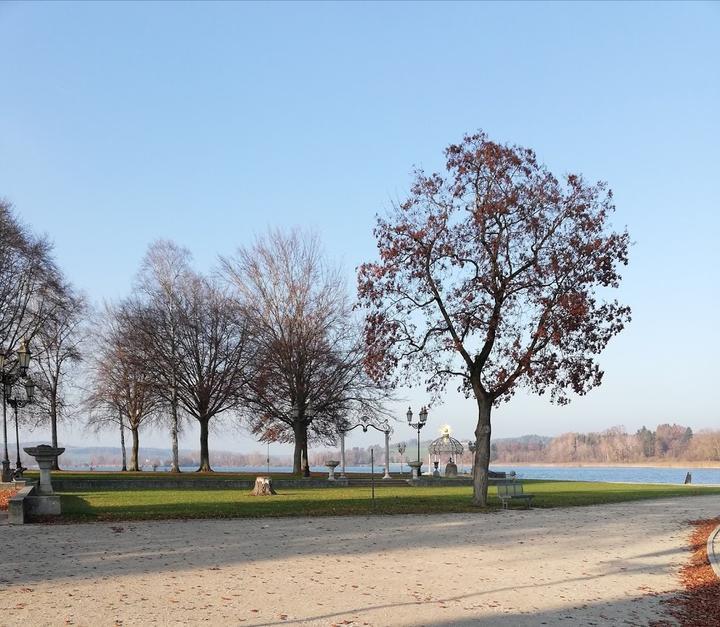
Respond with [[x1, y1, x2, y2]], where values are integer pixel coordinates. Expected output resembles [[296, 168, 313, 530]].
[[0, 486, 19, 511], [657, 517, 720, 626]]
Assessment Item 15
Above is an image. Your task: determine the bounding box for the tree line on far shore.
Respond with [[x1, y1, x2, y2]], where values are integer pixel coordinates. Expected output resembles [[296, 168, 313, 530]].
[[491, 424, 720, 464]]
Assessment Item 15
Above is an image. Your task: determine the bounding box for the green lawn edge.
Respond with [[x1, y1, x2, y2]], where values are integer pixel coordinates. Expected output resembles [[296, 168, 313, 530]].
[[56, 480, 720, 522]]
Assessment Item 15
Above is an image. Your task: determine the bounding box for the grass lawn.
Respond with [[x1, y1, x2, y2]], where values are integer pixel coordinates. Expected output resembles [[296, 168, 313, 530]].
[[58, 480, 720, 522]]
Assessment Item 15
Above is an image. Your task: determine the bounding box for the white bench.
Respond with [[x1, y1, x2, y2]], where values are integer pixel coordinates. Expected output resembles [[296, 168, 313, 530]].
[[497, 481, 534, 509]]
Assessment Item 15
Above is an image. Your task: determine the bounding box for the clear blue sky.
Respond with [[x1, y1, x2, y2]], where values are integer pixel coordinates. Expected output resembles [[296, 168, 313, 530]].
[[1, 1, 718, 454]]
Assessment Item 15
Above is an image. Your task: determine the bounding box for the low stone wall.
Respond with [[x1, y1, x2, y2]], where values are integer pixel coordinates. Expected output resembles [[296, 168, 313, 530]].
[[8, 484, 36, 524], [409, 477, 474, 487], [1, 480, 28, 490], [51, 477, 343, 491], [408, 477, 509, 487], [26, 494, 62, 516], [9, 483, 63, 524]]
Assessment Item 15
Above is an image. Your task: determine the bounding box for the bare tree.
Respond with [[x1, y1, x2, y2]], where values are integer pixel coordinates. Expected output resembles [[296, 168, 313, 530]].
[[133, 240, 192, 472], [85, 303, 160, 471], [31, 284, 87, 469], [0, 200, 63, 359], [170, 272, 253, 472], [221, 229, 390, 476]]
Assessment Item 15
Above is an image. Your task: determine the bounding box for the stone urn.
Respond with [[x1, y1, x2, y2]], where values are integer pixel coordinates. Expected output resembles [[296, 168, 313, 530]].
[[23, 445, 65, 495], [445, 461, 458, 478], [407, 460, 423, 478], [326, 460, 340, 481], [433, 460, 440, 478]]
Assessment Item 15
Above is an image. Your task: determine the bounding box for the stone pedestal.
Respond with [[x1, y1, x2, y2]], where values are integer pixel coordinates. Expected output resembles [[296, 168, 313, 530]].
[[445, 461, 458, 478], [408, 461, 422, 478], [23, 445, 64, 495], [326, 460, 340, 481]]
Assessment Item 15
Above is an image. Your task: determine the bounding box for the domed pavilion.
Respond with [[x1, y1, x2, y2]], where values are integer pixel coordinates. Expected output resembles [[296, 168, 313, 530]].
[[428, 425, 464, 477]]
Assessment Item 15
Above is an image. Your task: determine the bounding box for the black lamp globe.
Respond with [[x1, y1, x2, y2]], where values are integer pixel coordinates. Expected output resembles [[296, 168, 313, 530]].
[[17, 339, 31, 373], [24, 378, 35, 402], [419, 406, 428, 424]]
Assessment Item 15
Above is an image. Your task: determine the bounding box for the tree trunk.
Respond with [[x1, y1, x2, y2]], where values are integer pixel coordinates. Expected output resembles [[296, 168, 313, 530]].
[[302, 438, 310, 477], [472, 395, 492, 507], [129, 427, 140, 471], [119, 411, 127, 472], [292, 422, 307, 475], [170, 395, 180, 473], [50, 398, 60, 471], [197, 417, 212, 472]]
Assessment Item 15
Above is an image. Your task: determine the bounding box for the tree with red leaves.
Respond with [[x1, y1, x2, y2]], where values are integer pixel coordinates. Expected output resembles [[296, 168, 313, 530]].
[[357, 131, 631, 505]]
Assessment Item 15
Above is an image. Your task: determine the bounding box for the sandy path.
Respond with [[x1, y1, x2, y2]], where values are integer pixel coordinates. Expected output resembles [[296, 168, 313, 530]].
[[2, 496, 719, 626]]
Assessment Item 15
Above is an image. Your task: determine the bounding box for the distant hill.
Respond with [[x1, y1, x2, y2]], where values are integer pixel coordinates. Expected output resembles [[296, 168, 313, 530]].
[[492, 434, 553, 446], [14, 443, 292, 468]]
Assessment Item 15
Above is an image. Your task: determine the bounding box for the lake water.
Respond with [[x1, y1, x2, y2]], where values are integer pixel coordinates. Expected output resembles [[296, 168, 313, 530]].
[[490, 465, 720, 485], [61, 462, 720, 485]]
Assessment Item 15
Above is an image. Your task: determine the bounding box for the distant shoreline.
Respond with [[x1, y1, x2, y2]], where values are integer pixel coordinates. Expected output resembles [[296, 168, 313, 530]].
[[496, 461, 720, 469]]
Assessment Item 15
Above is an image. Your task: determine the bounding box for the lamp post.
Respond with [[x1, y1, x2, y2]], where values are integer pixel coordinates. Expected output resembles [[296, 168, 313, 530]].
[[6, 376, 35, 478], [1, 339, 33, 482], [405, 407, 427, 463], [0, 349, 8, 482]]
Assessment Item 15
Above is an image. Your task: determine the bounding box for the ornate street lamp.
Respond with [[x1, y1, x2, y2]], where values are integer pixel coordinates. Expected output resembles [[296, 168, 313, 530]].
[[1, 340, 33, 482], [7, 376, 35, 478], [407, 405, 428, 476]]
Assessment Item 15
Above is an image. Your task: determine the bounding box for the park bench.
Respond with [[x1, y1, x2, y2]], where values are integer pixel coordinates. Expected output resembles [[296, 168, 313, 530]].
[[497, 481, 534, 509]]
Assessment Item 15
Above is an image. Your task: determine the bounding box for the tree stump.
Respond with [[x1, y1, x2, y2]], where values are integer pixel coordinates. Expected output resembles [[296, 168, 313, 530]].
[[250, 476, 277, 496]]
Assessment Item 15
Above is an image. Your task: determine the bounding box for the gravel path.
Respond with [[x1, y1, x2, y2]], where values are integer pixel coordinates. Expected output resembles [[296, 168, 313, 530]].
[[2, 495, 719, 626]]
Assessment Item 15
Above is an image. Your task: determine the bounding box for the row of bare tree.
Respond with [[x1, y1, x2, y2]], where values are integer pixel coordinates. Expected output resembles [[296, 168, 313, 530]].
[[83, 231, 390, 473], [0, 202, 87, 470], [2, 201, 390, 474]]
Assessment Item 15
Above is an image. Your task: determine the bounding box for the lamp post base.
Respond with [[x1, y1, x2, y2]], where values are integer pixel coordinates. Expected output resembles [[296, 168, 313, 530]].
[[1, 459, 11, 483]]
